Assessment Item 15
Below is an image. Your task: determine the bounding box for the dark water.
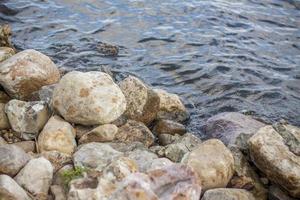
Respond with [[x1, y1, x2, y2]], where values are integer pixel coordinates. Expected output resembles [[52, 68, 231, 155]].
[[1, 0, 300, 137]]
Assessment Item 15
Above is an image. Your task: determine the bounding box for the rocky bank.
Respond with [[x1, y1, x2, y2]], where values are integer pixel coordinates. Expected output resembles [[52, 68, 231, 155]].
[[0, 25, 299, 200]]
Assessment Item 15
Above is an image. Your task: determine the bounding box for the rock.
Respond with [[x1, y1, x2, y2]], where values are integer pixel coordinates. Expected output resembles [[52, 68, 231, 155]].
[[0, 90, 10, 103], [0, 144, 30, 176], [15, 157, 53, 197], [13, 141, 36, 153], [40, 151, 72, 172], [52, 164, 73, 186], [186, 139, 234, 191], [74, 125, 93, 140], [50, 185, 67, 200], [268, 185, 298, 200], [203, 112, 265, 150], [164, 142, 189, 162], [0, 49, 60, 100], [248, 125, 300, 198], [119, 76, 160, 125], [202, 188, 255, 200], [0, 103, 10, 130], [144, 158, 174, 172], [0, 136, 6, 145], [68, 177, 101, 200], [73, 142, 123, 171], [38, 115, 77, 155], [53, 71, 126, 125], [116, 120, 155, 147], [153, 119, 186, 136], [33, 84, 56, 110], [0, 25, 13, 48], [154, 88, 189, 122], [79, 124, 118, 144], [0, 174, 31, 200], [0, 47, 14, 62], [5, 100, 50, 140], [158, 133, 181, 146], [126, 148, 158, 172]]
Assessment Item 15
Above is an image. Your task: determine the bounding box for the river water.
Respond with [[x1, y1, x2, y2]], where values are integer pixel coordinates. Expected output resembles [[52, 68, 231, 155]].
[[1, 0, 300, 137]]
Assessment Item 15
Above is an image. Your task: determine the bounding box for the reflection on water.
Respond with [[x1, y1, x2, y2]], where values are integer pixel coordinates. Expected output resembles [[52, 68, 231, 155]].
[[1, 0, 300, 137]]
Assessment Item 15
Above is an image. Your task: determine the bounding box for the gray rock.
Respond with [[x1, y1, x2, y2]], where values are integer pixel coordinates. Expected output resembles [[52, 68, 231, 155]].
[[13, 141, 36, 153], [153, 119, 186, 135], [0, 103, 10, 130], [126, 148, 158, 172], [0, 174, 31, 200], [50, 185, 66, 200], [202, 188, 255, 200]]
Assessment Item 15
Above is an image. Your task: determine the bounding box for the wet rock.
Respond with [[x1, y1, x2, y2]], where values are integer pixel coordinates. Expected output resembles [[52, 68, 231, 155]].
[[5, 100, 50, 140], [0, 174, 31, 200], [126, 148, 158, 172], [248, 125, 300, 198], [79, 124, 118, 144], [186, 139, 234, 191], [0, 90, 10, 103], [0, 103, 10, 130], [73, 142, 123, 171], [40, 151, 72, 172], [53, 71, 126, 125], [0, 49, 60, 100], [0, 144, 30, 176], [202, 188, 255, 200], [153, 119, 186, 135], [0, 47, 14, 62], [13, 141, 36, 153], [15, 157, 53, 197], [119, 76, 160, 125], [116, 120, 155, 147], [203, 112, 265, 150], [50, 185, 66, 200], [38, 115, 77, 155], [268, 185, 298, 200], [154, 88, 189, 122]]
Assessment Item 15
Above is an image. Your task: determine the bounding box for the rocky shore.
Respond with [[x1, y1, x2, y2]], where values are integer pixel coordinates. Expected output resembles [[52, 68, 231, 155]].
[[0, 26, 299, 200]]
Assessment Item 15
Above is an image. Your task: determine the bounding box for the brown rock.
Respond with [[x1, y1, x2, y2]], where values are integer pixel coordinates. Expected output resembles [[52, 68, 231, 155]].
[[0, 103, 10, 130], [202, 188, 255, 200], [13, 141, 36, 153], [153, 119, 186, 135], [79, 124, 118, 144]]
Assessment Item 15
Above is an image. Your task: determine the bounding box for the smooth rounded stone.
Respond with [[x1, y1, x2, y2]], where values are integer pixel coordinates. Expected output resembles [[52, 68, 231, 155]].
[[116, 120, 155, 147], [186, 139, 234, 191], [119, 76, 160, 125], [5, 100, 50, 140], [50, 185, 66, 200], [73, 142, 123, 171], [202, 188, 256, 200], [0, 174, 31, 200], [144, 158, 174, 172], [52, 71, 126, 125], [15, 157, 53, 197], [126, 148, 158, 172], [153, 119, 186, 135], [38, 115, 77, 155], [68, 177, 101, 200], [13, 141, 36, 153], [0, 47, 15, 62], [40, 151, 72, 172], [79, 124, 118, 144], [268, 185, 298, 200], [0, 49, 60, 100], [248, 125, 300, 198], [153, 88, 189, 122], [0, 103, 10, 130], [0, 144, 30, 176], [203, 112, 265, 149], [0, 90, 10, 103]]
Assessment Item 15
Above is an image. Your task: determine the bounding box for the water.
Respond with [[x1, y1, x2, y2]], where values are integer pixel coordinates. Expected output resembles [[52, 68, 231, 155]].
[[1, 0, 300, 137]]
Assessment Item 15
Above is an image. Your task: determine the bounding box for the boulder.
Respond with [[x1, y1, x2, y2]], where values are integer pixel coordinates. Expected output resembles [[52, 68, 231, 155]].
[[52, 71, 126, 125], [153, 119, 186, 135], [0, 47, 14, 62], [203, 112, 265, 149], [186, 139, 234, 191], [119, 76, 160, 125], [0, 103, 10, 130], [79, 124, 118, 144], [248, 125, 300, 198], [13, 141, 36, 153], [202, 188, 255, 200], [0, 144, 30, 176], [0, 49, 60, 100], [38, 115, 76, 155], [5, 100, 50, 140], [154, 88, 189, 122], [0, 174, 31, 200], [15, 157, 53, 197], [116, 120, 155, 147]]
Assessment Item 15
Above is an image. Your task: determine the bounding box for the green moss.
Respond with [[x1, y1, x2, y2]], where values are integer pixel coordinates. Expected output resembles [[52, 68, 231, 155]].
[[61, 166, 86, 186]]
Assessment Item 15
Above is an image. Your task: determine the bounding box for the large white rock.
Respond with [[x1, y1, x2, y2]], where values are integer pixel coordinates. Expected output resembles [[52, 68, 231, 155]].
[[15, 157, 53, 197], [52, 71, 126, 125], [0, 103, 10, 130], [0, 174, 31, 200], [38, 115, 77, 155], [0, 49, 60, 100]]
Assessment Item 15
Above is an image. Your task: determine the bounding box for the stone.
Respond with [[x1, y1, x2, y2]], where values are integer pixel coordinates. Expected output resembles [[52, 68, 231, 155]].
[[164, 142, 189, 162], [13, 141, 36, 153], [0, 174, 31, 200], [153, 119, 186, 135], [40, 151, 72, 172], [203, 112, 265, 149], [79, 124, 118, 144], [116, 120, 155, 147], [154, 88, 189, 122], [0, 47, 14, 62], [15, 157, 53, 197], [186, 139, 234, 191], [50, 185, 67, 200], [74, 125, 93, 140], [144, 158, 174, 172], [0, 24, 13, 48], [248, 125, 300, 198], [158, 133, 181, 146], [119, 76, 160, 125], [268, 185, 298, 200], [202, 188, 255, 200], [0, 103, 10, 130], [126, 148, 158, 172], [52, 71, 126, 125], [68, 177, 101, 200], [0, 91, 10, 103], [73, 142, 123, 171], [38, 115, 77, 155], [0, 49, 60, 100], [0, 144, 30, 176], [52, 164, 74, 186], [5, 100, 50, 140], [0, 136, 6, 145]]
